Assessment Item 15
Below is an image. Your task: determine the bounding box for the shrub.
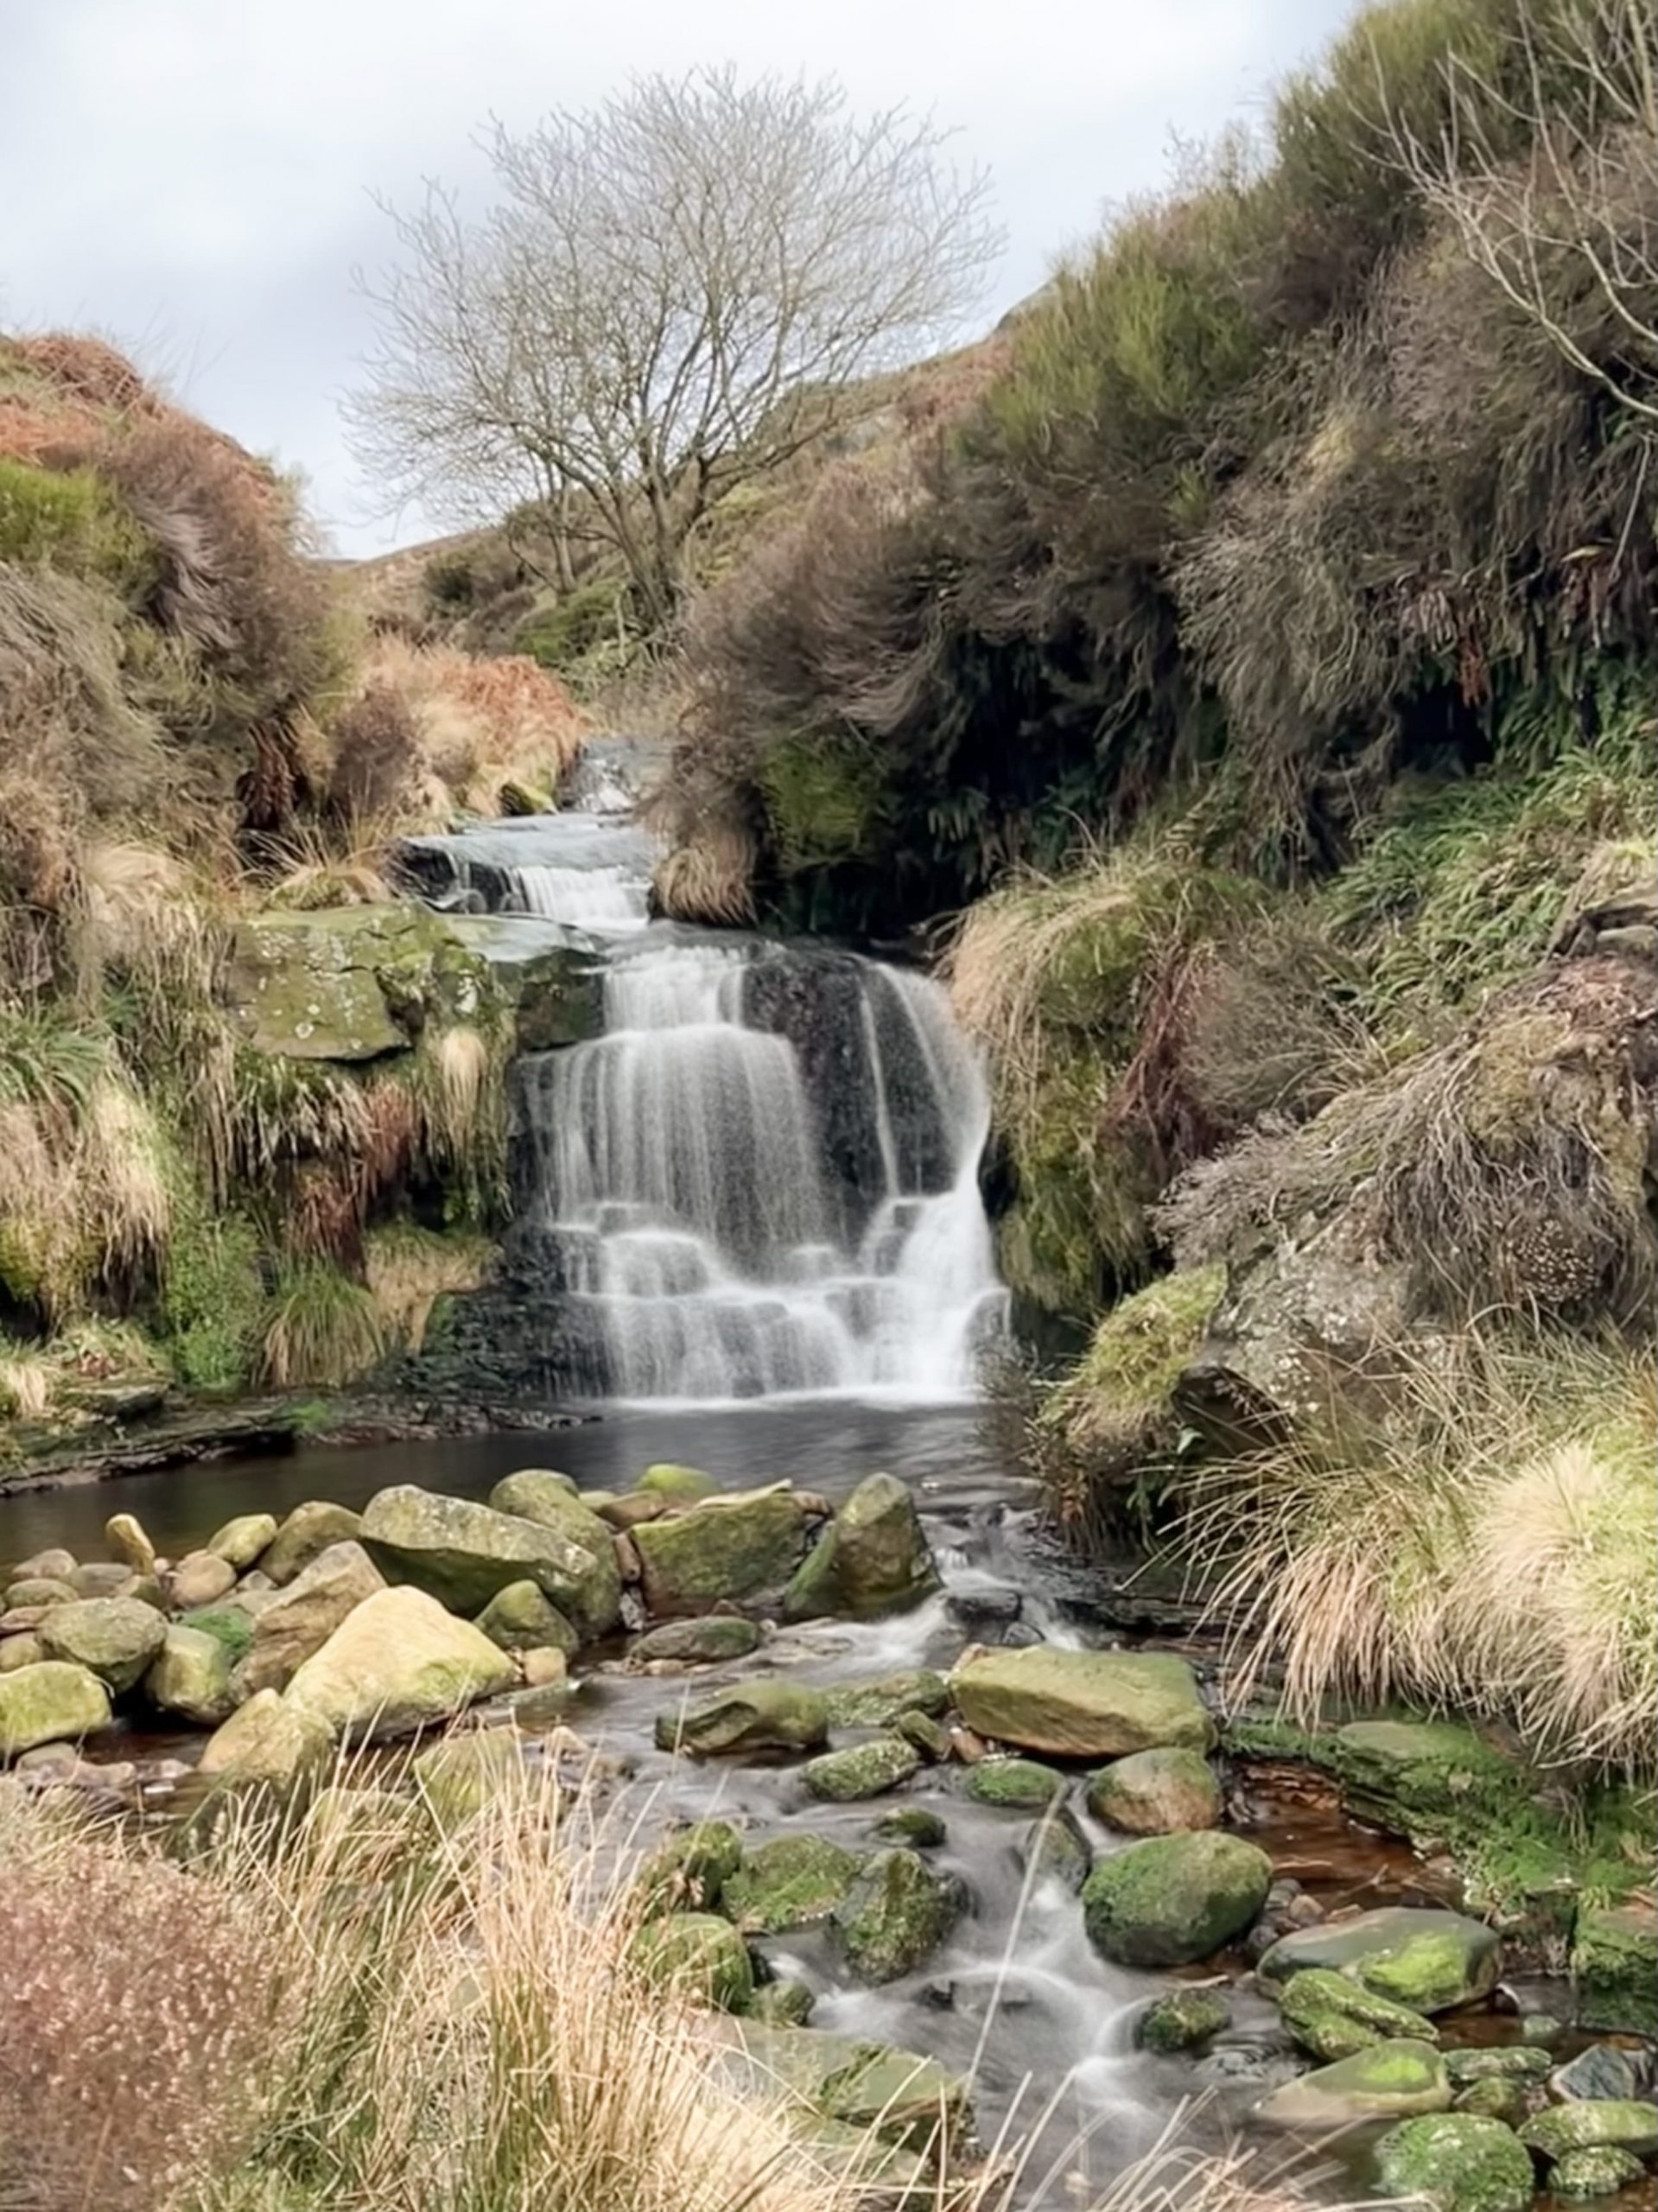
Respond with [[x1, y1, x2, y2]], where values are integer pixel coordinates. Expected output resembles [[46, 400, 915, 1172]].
[[0, 454, 154, 591], [162, 1196, 267, 1394], [258, 1259, 389, 1389], [515, 579, 627, 668], [424, 546, 477, 607], [327, 678, 423, 821]]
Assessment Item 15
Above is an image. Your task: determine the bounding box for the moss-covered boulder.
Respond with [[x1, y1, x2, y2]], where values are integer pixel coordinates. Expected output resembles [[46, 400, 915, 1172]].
[[144, 1625, 237, 1726], [169, 1550, 239, 1610], [1085, 1747, 1221, 1834], [0, 1660, 111, 1757], [197, 1688, 331, 1786], [1279, 1967, 1439, 2063], [486, 1469, 581, 1517], [632, 1616, 761, 1664], [1520, 2103, 1658, 2161], [179, 1605, 257, 1664], [207, 1513, 278, 1571], [816, 2041, 967, 2149], [105, 1512, 156, 1578], [638, 1821, 746, 1916], [1445, 2049, 1551, 2087], [898, 1709, 950, 1761], [966, 1758, 1065, 1809], [636, 1464, 719, 1503], [782, 1473, 938, 1621], [1138, 1990, 1232, 2053], [724, 1835, 864, 1932], [262, 1501, 365, 1586], [226, 903, 497, 1062], [727, 2024, 968, 2156], [801, 1736, 921, 1803], [1257, 2042, 1452, 2131], [1572, 1902, 1658, 2039], [411, 1729, 524, 1826], [1552, 2149, 1647, 2200], [233, 1541, 386, 1698], [361, 1484, 620, 1637], [750, 1979, 816, 2027], [951, 1647, 1212, 1758], [1373, 2113, 1535, 2212], [1258, 1907, 1502, 2016], [655, 1681, 829, 1758], [37, 1596, 165, 1694], [285, 1586, 516, 1740], [832, 1848, 966, 1984], [632, 1490, 807, 1614], [473, 1579, 579, 1656], [1020, 1808, 1093, 1893], [633, 1910, 754, 2012], [824, 1670, 949, 1727], [1081, 1831, 1272, 1967], [1454, 2081, 1529, 2126], [5, 1579, 75, 1611], [875, 1807, 947, 1848]]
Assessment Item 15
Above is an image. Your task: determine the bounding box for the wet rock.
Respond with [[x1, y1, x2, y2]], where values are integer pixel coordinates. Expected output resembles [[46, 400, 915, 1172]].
[[944, 1587, 1023, 1637], [966, 1757, 1064, 1808], [179, 1605, 257, 1663], [832, 1848, 967, 1984], [596, 1493, 665, 1530], [285, 1586, 517, 1740], [233, 1542, 386, 1698], [823, 1669, 948, 1727], [638, 1821, 746, 1916], [1553, 2148, 1647, 2200], [655, 1682, 829, 1758], [67, 1562, 138, 1599], [1572, 1902, 1658, 2040], [1549, 2048, 1640, 2104], [816, 2040, 966, 2147], [1445, 2049, 1552, 2087], [1019, 1808, 1093, 1893], [635, 1463, 719, 1503], [169, 1550, 239, 1610], [1279, 1967, 1439, 2063], [0, 1634, 45, 1674], [725, 1835, 864, 1932], [197, 1688, 331, 1786], [519, 1645, 568, 1688], [11, 1548, 76, 1585], [1519, 2101, 1658, 2161], [1086, 1746, 1222, 1834], [1455, 2081, 1529, 2126], [1256, 2041, 1451, 2131], [207, 1514, 278, 1571], [262, 1501, 365, 1586], [897, 1710, 950, 1761], [782, 1472, 939, 1621], [473, 1579, 579, 1656], [1521, 2014, 1564, 2048], [363, 1484, 621, 1637], [1082, 1832, 1273, 1967], [634, 1910, 754, 2012], [802, 1735, 921, 1803], [729, 2024, 968, 2156], [504, 1679, 576, 1730], [5, 1578, 75, 1611], [1373, 2113, 1534, 2212], [487, 1468, 580, 1516], [144, 1625, 237, 1726], [750, 1979, 815, 2026], [950, 1647, 1213, 1759], [631, 1616, 762, 1664], [632, 1491, 807, 1615], [1138, 1990, 1232, 2053], [1258, 1908, 1502, 2016], [105, 1512, 156, 1578], [38, 1597, 166, 1694], [875, 1807, 947, 1848], [412, 1730, 524, 1826], [0, 1661, 111, 1758]]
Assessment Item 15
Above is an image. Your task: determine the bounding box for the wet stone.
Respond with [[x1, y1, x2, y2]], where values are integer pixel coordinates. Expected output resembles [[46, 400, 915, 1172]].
[[832, 1848, 967, 1985], [1138, 1990, 1232, 2054], [801, 1735, 921, 1804], [1373, 2113, 1535, 2212], [1444, 2048, 1551, 2087], [874, 1807, 947, 1849], [965, 1757, 1065, 1809], [724, 1835, 864, 1933], [630, 1616, 761, 1665], [1549, 2047, 1640, 2104], [1553, 2148, 1646, 2201]]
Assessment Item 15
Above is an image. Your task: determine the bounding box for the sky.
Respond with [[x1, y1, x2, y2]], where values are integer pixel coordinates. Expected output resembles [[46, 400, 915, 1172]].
[[1, 0, 1352, 556]]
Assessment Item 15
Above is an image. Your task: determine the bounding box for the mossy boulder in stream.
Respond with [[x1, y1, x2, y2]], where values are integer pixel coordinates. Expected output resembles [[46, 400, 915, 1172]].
[[1553, 2149, 1648, 2200], [638, 1821, 746, 1916], [1278, 1967, 1439, 2063], [413, 1729, 525, 1826], [261, 1501, 364, 1586], [1520, 2102, 1658, 2161], [1572, 1903, 1658, 2038], [636, 1464, 719, 1503], [233, 1541, 386, 1698], [37, 1596, 166, 1694], [0, 1661, 110, 1758], [1373, 2113, 1535, 2212], [951, 1647, 1212, 1758], [801, 1735, 921, 1802], [1257, 2041, 1451, 2131], [966, 1757, 1065, 1808], [1258, 1907, 1501, 2015], [655, 1681, 829, 1758], [633, 1910, 754, 2012], [473, 1580, 579, 1656], [1085, 1747, 1221, 1834], [1081, 1831, 1272, 1966], [144, 1625, 237, 1726], [285, 1586, 516, 1740], [207, 1513, 278, 1570], [487, 1469, 580, 1517], [632, 1616, 762, 1664], [782, 1472, 938, 1620], [824, 1669, 948, 1727], [1138, 1990, 1232, 2053], [197, 1688, 332, 1787], [724, 1835, 864, 1932], [632, 1490, 807, 1614], [361, 1484, 621, 1637], [832, 1847, 967, 1984]]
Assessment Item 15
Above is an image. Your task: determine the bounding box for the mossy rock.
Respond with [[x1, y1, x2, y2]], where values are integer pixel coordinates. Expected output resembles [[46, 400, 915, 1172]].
[[633, 1910, 754, 2013], [197, 1688, 332, 1787], [951, 1647, 1212, 1759], [412, 1730, 524, 1827], [633, 1491, 807, 1614], [966, 1758, 1065, 1809], [1259, 1907, 1502, 2017], [1455, 2082, 1530, 2126], [824, 1669, 948, 1727], [1085, 1747, 1221, 1834], [781, 1473, 938, 1622], [750, 1978, 816, 2026], [816, 2041, 967, 2152], [636, 1464, 719, 1503], [655, 1682, 829, 1758], [1373, 2113, 1535, 2212], [38, 1596, 166, 1694], [1519, 2103, 1658, 2161], [360, 1484, 620, 1637], [1279, 1967, 1438, 2063], [473, 1579, 579, 1656], [802, 1735, 921, 1804], [262, 1502, 364, 1586], [144, 1625, 237, 1726], [226, 905, 499, 1063], [1572, 1903, 1658, 2039], [1258, 2041, 1452, 2131], [875, 1807, 947, 1848], [724, 1835, 864, 1933], [832, 1848, 966, 1985], [486, 1470, 581, 1521], [898, 1709, 950, 1761], [1138, 1990, 1232, 2053], [1081, 1832, 1272, 1967], [637, 1821, 746, 1916], [207, 1514, 278, 1570], [0, 1661, 111, 1758], [1444, 2049, 1551, 2087], [284, 1586, 516, 1741], [632, 1616, 761, 1664], [1019, 1808, 1093, 1894], [5, 1579, 75, 1611], [1553, 2148, 1647, 2200]]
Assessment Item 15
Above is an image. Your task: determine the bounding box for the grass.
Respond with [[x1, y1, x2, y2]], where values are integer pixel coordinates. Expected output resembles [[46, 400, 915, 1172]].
[[258, 1261, 390, 1389]]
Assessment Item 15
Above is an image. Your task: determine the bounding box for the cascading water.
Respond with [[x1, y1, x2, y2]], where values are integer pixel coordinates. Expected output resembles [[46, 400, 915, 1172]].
[[397, 756, 1007, 1404]]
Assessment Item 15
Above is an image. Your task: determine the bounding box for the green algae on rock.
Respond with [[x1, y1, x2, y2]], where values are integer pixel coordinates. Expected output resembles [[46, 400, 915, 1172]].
[[632, 1490, 807, 1613], [1257, 1906, 1501, 2015], [1085, 1746, 1221, 1834], [965, 1757, 1066, 1808], [782, 1472, 939, 1621], [1279, 1967, 1439, 2063], [801, 1735, 922, 1803], [1257, 2041, 1452, 2131], [1081, 1830, 1272, 1967], [633, 1910, 755, 2012], [951, 1646, 1213, 1758], [1373, 2113, 1535, 2212], [724, 1835, 864, 1932], [832, 1847, 966, 1984], [1138, 1990, 1231, 2053], [655, 1681, 829, 1758]]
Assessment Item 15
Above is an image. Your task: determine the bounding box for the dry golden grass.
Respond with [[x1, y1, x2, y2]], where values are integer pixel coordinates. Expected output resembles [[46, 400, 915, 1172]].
[[360, 633, 587, 817], [654, 826, 759, 924], [364, 1222, 492, 1348], [0, 1341, 54, 1418]]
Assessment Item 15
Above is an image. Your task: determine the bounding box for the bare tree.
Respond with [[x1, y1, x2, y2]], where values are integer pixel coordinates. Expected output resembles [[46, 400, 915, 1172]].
[[1384, 0, 1658, 428], [346, 70, 1000, 630]]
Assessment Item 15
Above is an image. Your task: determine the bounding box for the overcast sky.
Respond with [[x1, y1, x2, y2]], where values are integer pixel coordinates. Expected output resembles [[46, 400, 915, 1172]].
[[2, 0, 1351, 556]]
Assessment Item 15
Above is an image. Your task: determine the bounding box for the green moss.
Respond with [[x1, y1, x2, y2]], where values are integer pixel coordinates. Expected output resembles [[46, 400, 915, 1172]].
[[760, 734, 890, 873], [723, 1835, 864, 1933], [0, 457, 155, 594], [513, 580, 626, 670], [161, 1198, 266, 1395]]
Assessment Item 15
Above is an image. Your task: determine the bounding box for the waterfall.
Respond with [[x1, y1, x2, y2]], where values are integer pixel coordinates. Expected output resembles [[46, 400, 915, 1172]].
[[397, 787, 1007, 1405]]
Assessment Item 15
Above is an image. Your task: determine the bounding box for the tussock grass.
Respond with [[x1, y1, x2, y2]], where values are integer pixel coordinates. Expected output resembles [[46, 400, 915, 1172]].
[[654, 825, 759, 924], [359, 634, 586, 817], [0, 1339, 55, 1419], [258, 1260, 389, 1389]]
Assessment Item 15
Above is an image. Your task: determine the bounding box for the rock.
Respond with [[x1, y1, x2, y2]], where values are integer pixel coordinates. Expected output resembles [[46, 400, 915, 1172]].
[[832, 1848, 967, 1984], [16, 1740, 80, 1777], [1373, 2113, 1535, 2212], [12, 1548, 76, 1584], [485, 1471, 586, 1526], [802, 1736, 921, 1802], [473, 1580, 579, 1656], [1279, 1967, 1439, 2063], [824, 1670, 949, 1727], [0, 1634, 45, 1674], [0, 1662, 111, 1758], [897, 1710, 950, 1761], [725, 1835, 864, 1932], [262, 1501, 365, 1586], [362, 1484, 621, 1638], [1445, 2049, 1551, 2087], [234, 1542, 386, 1698], [1550, 2048, 1640, 2105], [816, 2041, 966, 2148], [638, 1821, 746, 1916], [1139, 1991, 1232, 2053], [1082, 1832, 1273, 1967], [1257, 2042, 1452, 2131], [1572, 1903, 1658, 2040], [875, 1807, 947, 1848], [105, 1512, 156, 1578], [944, 1588, 1023, 1636], [5, 1578, 76, 1611], [226, 902, 496, 1062], [519, 1646, 568, 1688], [169, 1549, 239, 1610], [179, 1605, 257, 1663], [1019, 1808, 1093, 1893], [1258, 1908, 1502, 2016], [781, 1472, 938, 1620], [595, 1494, 665, 1529], [285, 1586, 516, 1740], [966, 1757, 1064, 1809], [67, 1563, 138, 1599], [1519, 2102, 1658, 2161], [632, 1491, 807, 1615], [950, 1647, 1213, 1759], [38, 1596, 166, 1694], [631, 1616, 762, 1664], [412, 1731, 524, 1825], [196, 1689, 332, 1786], [206, 1513, 278, 1570], [750, 1980, 815, 2027], [635, 1464, 719, 1503], [1455, 2082, 1529, 2126], [1086, 1747, 1222, 1834], [654, 1682, 829, 1758], [144, 1625, 237, 1726], [1521, 2014, 1565, 2048], [633, 1911, 754, 2012], [505, 1681, 575, 1731], [1553, 2148, 1647, 2199]]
